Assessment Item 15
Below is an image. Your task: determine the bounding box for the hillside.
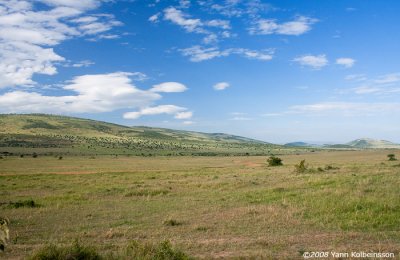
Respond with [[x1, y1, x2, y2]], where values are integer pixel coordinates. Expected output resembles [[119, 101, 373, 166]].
[[0, 114, 283, 156], [346, 138, 400, 149], [325, 138, 400, 149]]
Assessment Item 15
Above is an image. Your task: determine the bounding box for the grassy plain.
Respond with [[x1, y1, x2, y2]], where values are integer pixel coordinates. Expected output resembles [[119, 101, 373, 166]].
[[1, 150, 399, 259]]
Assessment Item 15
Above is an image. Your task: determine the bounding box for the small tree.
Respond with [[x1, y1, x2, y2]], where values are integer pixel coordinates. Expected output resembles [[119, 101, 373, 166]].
[[267, 156, 283, 166], [294, 159, 308, 173], [387, 154, 397, 161]]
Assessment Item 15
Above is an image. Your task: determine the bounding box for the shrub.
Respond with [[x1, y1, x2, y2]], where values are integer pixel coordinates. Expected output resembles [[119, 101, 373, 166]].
[[32, 153, 38, 158], [7, 199, 37, 209], [163, 219, 182, 226], [387, 154, 397, 161], [267, 156, 283, 166], [294, 160, 308, 173], [124, 240, 191, 260], [29, 240, 100, 260]]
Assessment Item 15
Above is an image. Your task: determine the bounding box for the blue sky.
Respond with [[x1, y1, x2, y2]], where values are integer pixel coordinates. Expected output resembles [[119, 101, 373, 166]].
[[1, 0, 400, 143]]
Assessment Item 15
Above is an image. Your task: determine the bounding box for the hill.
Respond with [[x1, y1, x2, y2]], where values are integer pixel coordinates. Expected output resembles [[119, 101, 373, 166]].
[[346, 138, 400, 149], [284, 142, 319, 148], [325, 138, 400, 149], [0, 114, 283, 156]]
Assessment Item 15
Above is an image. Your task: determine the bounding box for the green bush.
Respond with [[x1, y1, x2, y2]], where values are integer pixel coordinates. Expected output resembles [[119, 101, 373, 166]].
[[267, 156, 283, 166], [29, 240, 100, 260], [294, 160, 308, 173], [123, 240, 191, 260], [7, 199, 37, 209], [387, 154, 397, 161]]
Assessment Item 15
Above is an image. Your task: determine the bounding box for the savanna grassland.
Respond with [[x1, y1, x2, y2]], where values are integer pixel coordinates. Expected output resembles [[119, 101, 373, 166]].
[[1, 150, 399, 259]]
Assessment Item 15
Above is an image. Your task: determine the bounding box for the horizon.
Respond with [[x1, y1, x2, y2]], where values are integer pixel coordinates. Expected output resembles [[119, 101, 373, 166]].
[[2, 113, 398, 145], [1, 1, 400, 143]]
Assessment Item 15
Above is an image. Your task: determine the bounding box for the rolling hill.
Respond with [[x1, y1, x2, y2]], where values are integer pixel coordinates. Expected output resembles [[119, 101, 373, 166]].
[[325, 138, 400, 149], [0, 114, 283, 156]]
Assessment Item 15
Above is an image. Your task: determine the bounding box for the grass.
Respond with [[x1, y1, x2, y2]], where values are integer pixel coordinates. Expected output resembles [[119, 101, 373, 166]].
[[0, 150, 399, 258]]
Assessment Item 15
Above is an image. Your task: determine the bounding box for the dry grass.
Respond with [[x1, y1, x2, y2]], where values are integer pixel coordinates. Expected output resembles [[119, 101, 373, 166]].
[[0, 150, 399, 259]]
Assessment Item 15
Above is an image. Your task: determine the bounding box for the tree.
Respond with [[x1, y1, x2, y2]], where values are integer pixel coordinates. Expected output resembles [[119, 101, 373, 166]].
[[387, 154, 397, 161]]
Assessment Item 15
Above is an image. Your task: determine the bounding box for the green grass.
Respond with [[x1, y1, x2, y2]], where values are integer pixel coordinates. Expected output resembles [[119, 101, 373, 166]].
[[0, 150, 399, 258]]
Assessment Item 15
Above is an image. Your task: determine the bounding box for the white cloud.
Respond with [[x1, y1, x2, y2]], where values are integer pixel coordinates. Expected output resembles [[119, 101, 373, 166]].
[[162, 7, 231, 43], [290, 102, 400, 116], [0, 0, 121, 88], [180, 45, 274, 62], [163, 7, 204, 33], [0, 72, 162, 114], [71, 60, 95, 67], [230, 117, 253, 121], [249, 16, 317, 36], [150, 82, 188, 93], [149, 13, 160, 23], [336, 58, 355, 68], [346, 72, 400, 96], [213, 82, 230, 90], [175, 111, 193, 119], [293, 54, 328, 69], [123, 105, 192, 120], [374, 73, 400, 84], [345, 74, 367, 81]]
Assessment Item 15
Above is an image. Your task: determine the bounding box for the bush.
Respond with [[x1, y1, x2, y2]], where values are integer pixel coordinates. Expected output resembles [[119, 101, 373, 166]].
[[163, 219, 182, 226], [294, 160, 308, 173], [124, 240, 191, 260], [267, 156, 283, 166], [7, 199, 37, 209], [29, 240, 100, 260], [387, 154, 397, 161]]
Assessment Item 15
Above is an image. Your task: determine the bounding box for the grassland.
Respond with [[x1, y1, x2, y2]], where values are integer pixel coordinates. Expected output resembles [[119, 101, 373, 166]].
[[1, 150, 399, 259]]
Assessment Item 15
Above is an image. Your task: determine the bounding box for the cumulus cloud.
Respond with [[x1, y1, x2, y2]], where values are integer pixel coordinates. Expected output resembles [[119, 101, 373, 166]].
[[150, 82, 188, 92], [123, 105, 193, 120], [336, 58, 355, 68], [0, 72, 161, 114], [180, 45, 274, 62], [213, 82, 230, 90], [293, 54, 328, 69], [249, 16, 317, 36], [0, 0, 121, 88], [0, 72, 191, 118]]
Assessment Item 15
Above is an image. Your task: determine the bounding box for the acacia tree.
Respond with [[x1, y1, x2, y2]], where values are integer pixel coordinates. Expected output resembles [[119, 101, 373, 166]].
[[387, 154, 397, 161]]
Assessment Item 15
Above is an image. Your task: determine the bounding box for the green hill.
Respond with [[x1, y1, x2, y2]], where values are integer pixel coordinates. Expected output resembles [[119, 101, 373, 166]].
[[0, 114, 283, 156]]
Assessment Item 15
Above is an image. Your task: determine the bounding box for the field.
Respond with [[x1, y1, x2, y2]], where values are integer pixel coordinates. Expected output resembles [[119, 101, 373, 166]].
[[1, 150, 400, 259]]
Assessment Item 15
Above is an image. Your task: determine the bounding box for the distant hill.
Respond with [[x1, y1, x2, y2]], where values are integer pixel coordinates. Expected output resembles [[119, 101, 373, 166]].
[[0, 114, 280, 156], [325, 138, 400, 149], [346, 138, 400, 149], [284, 142, 319, 148]]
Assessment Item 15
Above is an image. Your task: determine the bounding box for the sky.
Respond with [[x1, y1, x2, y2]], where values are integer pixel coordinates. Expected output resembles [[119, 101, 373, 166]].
[[1, 0, 400, 144]]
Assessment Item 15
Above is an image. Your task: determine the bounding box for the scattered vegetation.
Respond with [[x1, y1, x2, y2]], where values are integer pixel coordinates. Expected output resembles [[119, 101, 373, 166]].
[[5, 199, 38, 209], [163, 219, 182, 227], [125, 189, 169, 197], [122, 240, 191, 260], [294, 159, 308, 173], [29, 240, 100, 260], [387, 154, 397, 161], [267, 156, 283, 166]]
